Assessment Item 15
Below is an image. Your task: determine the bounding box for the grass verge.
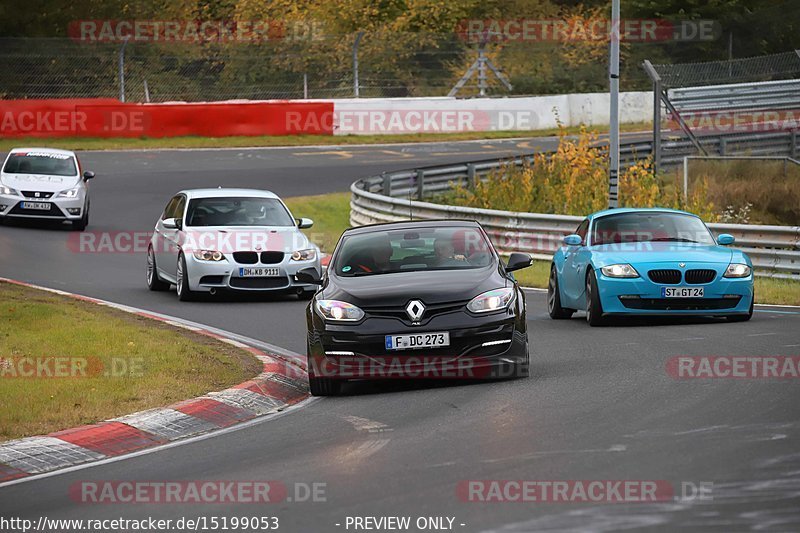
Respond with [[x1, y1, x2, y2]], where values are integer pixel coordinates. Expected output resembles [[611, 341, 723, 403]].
[[284, 191, 800, 306], [0, 282, 262, 442], [0, 122, 650, 152]]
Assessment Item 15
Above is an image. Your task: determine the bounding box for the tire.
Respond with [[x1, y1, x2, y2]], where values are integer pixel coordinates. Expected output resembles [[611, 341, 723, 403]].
[[176, 253, 196, 301], [547, 265, 574, 319], [307, 341, 342, 396], [146, 246, 170, 291], [727, 293, 754, 322], [585, 268, 606, 327], [297, 289, 315, 300], [71, 201, 89, 231]]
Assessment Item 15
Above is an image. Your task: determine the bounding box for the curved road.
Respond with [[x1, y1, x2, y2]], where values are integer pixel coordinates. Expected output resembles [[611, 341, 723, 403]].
[[1, 139, 800, 532]]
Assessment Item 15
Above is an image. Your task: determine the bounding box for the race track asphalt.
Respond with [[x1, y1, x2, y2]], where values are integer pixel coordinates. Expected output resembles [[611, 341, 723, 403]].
[[1, 137, 799, 532]]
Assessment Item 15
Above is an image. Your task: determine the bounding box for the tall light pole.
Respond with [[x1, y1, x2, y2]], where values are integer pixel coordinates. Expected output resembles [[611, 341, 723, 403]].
[[608, 0, 620, 208]]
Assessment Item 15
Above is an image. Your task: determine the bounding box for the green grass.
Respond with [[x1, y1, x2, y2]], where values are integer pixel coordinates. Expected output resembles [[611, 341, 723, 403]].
[[283, 191, 800, 306], [0, 122, 650, 152], [0, 282, 262, 441], [284, 192, 351, 254]]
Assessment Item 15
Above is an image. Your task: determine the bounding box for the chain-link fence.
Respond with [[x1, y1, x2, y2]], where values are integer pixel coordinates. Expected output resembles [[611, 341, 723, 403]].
[[0, 35, 680, 102]]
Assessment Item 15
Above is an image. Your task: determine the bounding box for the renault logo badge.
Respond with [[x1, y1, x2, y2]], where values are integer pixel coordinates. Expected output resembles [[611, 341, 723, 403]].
[[405, 300, 425, 323]]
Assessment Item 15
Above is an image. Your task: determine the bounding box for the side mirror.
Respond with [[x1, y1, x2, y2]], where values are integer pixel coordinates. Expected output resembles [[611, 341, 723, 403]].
[[563, 234, 582, 246], [506, 252, 532, 272], [296, 267, 322, 285], [717, 233, 735, 245], [83, 171, 95, 181], [297, 218, 314, 229], [162, 218, 179, 230]]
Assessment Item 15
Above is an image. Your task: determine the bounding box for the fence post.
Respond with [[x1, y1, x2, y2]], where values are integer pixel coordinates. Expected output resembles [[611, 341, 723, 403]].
[[719, 137, 727, 156], [791, 130, 798, 159], [353, 32, 364, 98], [416, 170, 425, 199], [382, 172, 391, 196], [303, 73, 308, 99], [467, 164, 476, 189], [118, 37, 129, 102]]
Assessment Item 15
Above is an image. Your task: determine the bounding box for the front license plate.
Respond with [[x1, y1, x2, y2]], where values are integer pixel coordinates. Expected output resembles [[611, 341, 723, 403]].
[[662, 287, 704, 298], [239, 267, 280, 277], [385, 332, 450, 351], [21, 202, 51, 210]]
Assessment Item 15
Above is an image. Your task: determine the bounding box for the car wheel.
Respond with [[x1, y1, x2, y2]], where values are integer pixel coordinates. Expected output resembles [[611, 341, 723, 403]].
[[146, 246, 170, 291], [71, 201, 89, 231], [727, 293, 754, 322], [548, 265, 575, 319], [297, 288, 315, 300], [585, 269, 606, 327], [176, 253, 196, 301]]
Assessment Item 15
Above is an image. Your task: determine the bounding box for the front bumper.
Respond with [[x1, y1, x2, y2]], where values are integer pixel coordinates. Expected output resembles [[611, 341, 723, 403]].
[[308, 306, 528, 380], [0, 193, 85, 220], [185, 253, 321, 293], [596, 265, 753, 316]]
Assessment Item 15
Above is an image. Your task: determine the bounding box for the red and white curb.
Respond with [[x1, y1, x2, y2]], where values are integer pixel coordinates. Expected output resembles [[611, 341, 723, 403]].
[[0, 278, 309, 484]]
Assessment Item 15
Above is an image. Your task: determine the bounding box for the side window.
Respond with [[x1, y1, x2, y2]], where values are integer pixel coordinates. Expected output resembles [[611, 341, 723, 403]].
[[161, 196, 179, 220], [173, 196, 187, 222], [576, 219, 589, 244]]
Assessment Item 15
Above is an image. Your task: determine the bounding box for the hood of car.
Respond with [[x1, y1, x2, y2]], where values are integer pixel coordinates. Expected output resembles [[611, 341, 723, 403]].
[[179, 225, 311, 254], [1, 172, 81, 193], [590, 242, 733, 267], [323, 266, 505, 307]]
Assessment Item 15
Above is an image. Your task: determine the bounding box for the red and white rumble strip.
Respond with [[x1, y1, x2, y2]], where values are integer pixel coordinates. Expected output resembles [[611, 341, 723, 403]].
[[0, 278, 309, 483]]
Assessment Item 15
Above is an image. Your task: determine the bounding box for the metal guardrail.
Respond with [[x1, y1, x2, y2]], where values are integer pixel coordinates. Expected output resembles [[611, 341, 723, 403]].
[[350, 151, 800, 279], [668, 79, 800, 113]]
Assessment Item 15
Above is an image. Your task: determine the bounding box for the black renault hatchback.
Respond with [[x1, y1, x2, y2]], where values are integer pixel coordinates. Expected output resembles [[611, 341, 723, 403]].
[[298, 220, 532, 395]]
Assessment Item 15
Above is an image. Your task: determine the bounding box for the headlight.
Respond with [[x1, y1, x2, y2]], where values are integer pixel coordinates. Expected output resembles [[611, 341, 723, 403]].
[[600, 264, 640, 278], [291, 248, 317, 261], [192, 250, 226, 262], [724, 263, 751, 278], [467, 287, 515, 313], [315, 300, 364, 322], [0, 185, 17, 195], [57, 187, 80, 198]]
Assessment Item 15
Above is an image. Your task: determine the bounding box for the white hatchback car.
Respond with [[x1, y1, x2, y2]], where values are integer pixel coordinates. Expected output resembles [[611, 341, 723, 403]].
[[0, 148, 94, 230], [147, 188, 322, 301]]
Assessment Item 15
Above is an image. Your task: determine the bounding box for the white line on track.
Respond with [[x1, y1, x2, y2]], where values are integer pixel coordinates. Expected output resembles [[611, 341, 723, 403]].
[[747, 332, 778, 337]]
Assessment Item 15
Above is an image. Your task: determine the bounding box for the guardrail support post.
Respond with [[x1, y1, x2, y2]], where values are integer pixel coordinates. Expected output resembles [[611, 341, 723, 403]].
[[791, 130, 798, 159], [467, 164, 476, 189], [382, 172, 391, 196], [416, 170, 425, 200], [719, 138, 727, 156]]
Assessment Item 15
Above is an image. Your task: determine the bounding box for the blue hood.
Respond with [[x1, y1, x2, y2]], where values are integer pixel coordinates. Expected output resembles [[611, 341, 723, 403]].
[[590, 242, 734, 267]]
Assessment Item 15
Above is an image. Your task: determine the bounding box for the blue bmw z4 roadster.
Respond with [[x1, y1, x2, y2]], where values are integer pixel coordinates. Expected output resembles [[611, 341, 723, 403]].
[[548, 208, 754, 326]]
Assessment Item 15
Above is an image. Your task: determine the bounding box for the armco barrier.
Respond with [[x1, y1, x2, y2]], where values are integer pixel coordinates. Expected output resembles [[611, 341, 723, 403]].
[[350, 161, 800, 279], [0, 99, 334, 138]]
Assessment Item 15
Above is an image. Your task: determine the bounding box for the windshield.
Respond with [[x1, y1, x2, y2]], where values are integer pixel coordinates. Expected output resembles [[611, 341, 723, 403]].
[[591, 212, 716, 246], [334, 226, 494, 277], [185, 197, 295, 227], [3, 152, 77, 177]]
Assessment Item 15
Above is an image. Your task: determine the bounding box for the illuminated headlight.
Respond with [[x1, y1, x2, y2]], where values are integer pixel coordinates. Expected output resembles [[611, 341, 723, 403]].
[[600, 264, 640, 278], [192, 250, 226, 262], [57, 187, 80, 198], [0, 185, 17, 196], [291, 248, 317, 261], [724, 263, 751, 278], [315, 300, 364, 322], [467, 287, 515, 314]]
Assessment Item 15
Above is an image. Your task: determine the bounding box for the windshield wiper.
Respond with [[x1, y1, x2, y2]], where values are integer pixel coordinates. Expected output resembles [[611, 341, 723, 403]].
[[649, 237, 700, 243]]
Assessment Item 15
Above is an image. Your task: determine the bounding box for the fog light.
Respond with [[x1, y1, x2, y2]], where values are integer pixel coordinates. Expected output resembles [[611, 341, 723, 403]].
[[723, 294, 740, 299], [325, 351, 355, 356], [619, 295, 640, 299], [481, 339, 512, 347], [67, 208, 81, 215]]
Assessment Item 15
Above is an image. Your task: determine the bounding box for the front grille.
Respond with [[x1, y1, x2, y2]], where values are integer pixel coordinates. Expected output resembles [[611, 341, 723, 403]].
[[232, 252, 258, 264], [229, 276, 289, 289], [199, 275, 225, 285], [620, 297, 741, 311], [260, 251, 284, 264], [648, 269, 682, 284], [685, 269, 716, 284], [361, 300, 470, 325], [7, 202, 64, 218], [21, 191, 54, 199]]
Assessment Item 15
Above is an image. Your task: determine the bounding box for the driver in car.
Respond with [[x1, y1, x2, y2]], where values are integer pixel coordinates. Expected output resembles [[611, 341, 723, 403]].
[[432, 238, 466, 267]]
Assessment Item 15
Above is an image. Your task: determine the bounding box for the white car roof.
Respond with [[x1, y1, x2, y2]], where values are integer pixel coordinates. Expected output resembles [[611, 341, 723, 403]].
[[7, 147, 77, 157], [179, 188, 281, 200]]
